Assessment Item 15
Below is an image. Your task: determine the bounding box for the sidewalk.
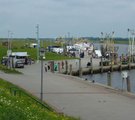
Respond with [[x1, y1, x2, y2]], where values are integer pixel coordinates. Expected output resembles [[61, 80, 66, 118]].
[[0, 62, 135, 120]]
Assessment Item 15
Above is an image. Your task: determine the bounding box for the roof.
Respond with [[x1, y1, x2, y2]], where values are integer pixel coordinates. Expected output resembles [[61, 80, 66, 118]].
[[11, 52, 28, 56]]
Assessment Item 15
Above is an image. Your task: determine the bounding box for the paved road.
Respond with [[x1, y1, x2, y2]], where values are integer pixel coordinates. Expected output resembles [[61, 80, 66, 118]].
[[1, 62, 135, 120]]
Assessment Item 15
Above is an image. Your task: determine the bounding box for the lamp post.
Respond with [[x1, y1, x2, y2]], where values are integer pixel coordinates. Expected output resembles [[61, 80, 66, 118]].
[[7, 31, 13, 69], [39, 48, 45, 101], [36, 24, 40, 63]]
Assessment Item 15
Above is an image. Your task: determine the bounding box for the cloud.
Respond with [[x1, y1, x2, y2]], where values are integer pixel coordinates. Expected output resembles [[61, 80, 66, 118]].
[[0, 0, 135, 37]]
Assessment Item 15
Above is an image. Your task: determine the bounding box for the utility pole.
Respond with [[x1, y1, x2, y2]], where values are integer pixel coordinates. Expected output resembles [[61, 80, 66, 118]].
[[10, 32, 13, 50], [7, 30, 10, 69], [39, 48, 45, 102], [36, 24, 40, 62], [128, 29, 135, 63], [8, 30, 10, 50], [128, 29, 131, 58], [7, 31, 13, 69], [68, 32, 70, 45]]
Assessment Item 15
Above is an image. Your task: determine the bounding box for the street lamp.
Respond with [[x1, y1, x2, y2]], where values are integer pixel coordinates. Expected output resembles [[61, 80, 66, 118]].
[[36, 24, 40, 63], [7, 31, 13, 69], [39, 47, 45, 101]]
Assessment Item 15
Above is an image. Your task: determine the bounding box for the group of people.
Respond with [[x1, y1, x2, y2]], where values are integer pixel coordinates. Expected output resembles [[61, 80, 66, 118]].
[[44, 61, 65, 72]]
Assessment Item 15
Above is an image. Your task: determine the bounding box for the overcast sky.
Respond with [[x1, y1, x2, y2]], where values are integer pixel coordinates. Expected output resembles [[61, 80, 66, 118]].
[[0, 0, 135, 38]]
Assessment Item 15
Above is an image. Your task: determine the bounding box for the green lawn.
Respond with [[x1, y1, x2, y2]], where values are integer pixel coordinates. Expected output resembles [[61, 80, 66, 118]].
[[0, 64, 21, 74], [0, 40, 76, 61], [0, 78, 78, 120]]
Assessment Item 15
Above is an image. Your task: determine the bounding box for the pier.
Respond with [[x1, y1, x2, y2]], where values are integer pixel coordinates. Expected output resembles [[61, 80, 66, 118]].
[[71, 64, 135, 76], [46, 57, 135, 76]]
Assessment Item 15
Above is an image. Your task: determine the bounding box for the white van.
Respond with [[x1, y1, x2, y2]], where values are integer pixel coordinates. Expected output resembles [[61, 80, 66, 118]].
[[11, 52, 28, 68]]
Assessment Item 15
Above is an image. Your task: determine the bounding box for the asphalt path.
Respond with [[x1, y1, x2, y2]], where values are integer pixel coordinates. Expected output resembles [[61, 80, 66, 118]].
[[1, 62, 135, 120]]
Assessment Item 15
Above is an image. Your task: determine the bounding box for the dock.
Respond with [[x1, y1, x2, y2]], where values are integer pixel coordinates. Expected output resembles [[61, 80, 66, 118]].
[[70, 64, 135, 76]]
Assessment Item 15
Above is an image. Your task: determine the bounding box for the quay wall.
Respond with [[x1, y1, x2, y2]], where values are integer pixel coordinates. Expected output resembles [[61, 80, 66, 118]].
[[70, 64, 135, 76]]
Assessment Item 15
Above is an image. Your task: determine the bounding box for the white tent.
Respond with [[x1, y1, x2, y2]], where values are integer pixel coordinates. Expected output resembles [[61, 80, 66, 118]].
[[95, 50, 102, 58], [30, 43, 37, 48], [74, 42, 91, 51]]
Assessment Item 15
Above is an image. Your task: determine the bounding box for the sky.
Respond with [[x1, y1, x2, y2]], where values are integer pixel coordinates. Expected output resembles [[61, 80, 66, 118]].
[[0, 0, 135, 38]]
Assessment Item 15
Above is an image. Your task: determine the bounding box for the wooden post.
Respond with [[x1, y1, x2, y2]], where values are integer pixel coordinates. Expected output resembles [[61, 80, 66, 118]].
[[107, 71, 112, 86], [128, 56, 131, 70], [69, 64, 72, 75], [58, 62, 60, 73], [128, 63, 131, 70], [90, 57, 93, 74], [126, 76, 131, 92], [101, 57, 103, 73], [110, 57, 113, 72], [65, 60, 68, 74], [51, 61, 54, 73], [119, 64, 122, 71], [119, 56, 122, 71], [79, 58, 82, 77]]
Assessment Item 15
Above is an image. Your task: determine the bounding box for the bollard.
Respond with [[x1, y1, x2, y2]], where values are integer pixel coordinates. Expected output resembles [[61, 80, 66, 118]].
[[126, 76, 131, 92], [50, 61, 54, 73], [79, 68, 82, 77], [79, 58, 82, 77], [65, 60, 68, 74], [100, 68, 103, 73], [58, 62, 60, 73], [110, 57, 113, 72], [90, 57, 93, 74], [110, 64, 113, 72], [69, 64, 72, 75], [90, 68, 93, 74], [128, 63, 131, 70], [119, 64, 122, 71], [100, 57, 103, 73]]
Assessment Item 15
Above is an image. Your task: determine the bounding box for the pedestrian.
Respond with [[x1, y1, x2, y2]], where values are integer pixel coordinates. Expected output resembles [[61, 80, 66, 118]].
[[62, 61, 64, 69], [45, 64, 47, 72], [48, 65, 50, 70]]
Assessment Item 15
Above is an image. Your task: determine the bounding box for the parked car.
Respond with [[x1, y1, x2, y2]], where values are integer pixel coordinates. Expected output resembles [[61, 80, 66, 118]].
[[1, 57, 8, 65]]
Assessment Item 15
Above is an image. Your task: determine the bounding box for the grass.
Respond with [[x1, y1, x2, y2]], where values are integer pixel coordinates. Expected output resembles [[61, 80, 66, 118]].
[[45, 52, 76, 60], [0, 40, 76, 61], [0, 40, 76, 73], [0, 64, 21, 74], [0, 78, 78, 120], [114, 40, 128, 44]]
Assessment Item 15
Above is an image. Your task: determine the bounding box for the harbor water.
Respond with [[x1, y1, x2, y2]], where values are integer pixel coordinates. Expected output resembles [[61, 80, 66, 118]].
[[82, 44, 135, 93], [82, 70, 135, 93]]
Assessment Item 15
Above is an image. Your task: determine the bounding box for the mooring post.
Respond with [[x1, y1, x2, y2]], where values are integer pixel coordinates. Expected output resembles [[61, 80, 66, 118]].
[[107, 71, 112, 86], [119, 56, 122, 71], [90, 57, 93, 74], [126, 76, 131, 92], [58, 62, 60, 73], [51, 61, 54, 73], [79, 58, 82, 77], [128, 56, 131, 70], [101, 56, 103, 73], [128, 62, 131, 70], [69, 64, 72, 75], [110, 57, 113, 72], [65, 60, 68, 74], [119, 62, 122, 71]]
